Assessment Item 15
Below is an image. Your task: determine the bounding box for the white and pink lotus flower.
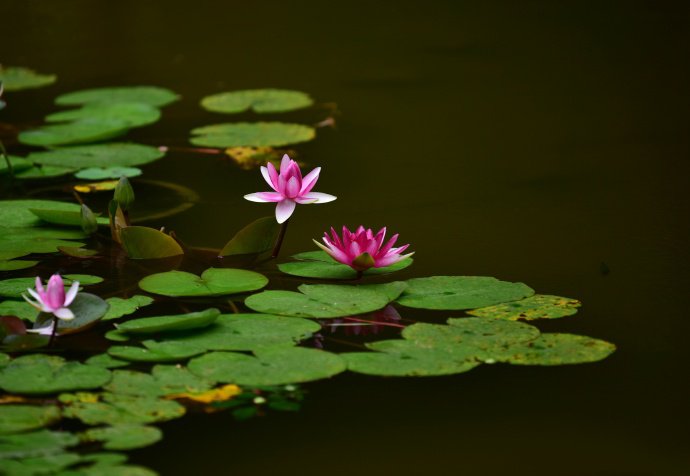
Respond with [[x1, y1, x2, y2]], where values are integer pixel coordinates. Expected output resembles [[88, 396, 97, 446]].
[[244, 154, 337, 224], [315, 226, 414, 272], [23, 274, 79, 335]]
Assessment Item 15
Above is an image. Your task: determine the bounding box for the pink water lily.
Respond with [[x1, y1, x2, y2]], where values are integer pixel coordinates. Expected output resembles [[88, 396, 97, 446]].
[[23, 274, 79, 321], [315, 226, 414, 272], [244, 154, 337, 224]]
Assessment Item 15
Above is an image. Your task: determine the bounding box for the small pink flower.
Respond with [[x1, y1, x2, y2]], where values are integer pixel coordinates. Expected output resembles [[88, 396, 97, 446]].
[[23, 274, 79, 321], [244, 154, 337, 224], [315, 226, 414, 272]]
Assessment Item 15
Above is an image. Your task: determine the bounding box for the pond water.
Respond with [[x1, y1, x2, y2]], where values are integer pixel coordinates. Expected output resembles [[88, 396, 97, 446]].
[[1, 1, 689, 475]]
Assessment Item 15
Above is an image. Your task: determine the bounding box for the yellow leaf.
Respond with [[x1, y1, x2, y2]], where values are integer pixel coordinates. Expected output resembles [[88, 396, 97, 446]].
[[74, 180, 118, 193], [166, 384, 241, 404]]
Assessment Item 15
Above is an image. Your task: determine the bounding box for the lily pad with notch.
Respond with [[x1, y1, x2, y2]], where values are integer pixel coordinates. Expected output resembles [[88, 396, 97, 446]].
[[61, 392, 185, 425], [80, 424, 162, 450], [190, 122, 315, 148], [18, 118, 131, 147], [482, 333, 616, 365], [278, 250, 413, 280], [27, 143, 165, 169], [103, 365, 214, 397], [46, 102, 161, 128], [200, 89, 313, 114], [114, 308, 220, 334], [75, 166, 142, 181], [55, 86, 180, 107], [139, 268, 268, 297], [102, 295, 154, 321]]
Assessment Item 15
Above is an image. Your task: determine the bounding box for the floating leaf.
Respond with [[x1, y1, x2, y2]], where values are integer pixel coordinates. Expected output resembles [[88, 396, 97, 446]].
[[107, 341, 206, 363], [167, 384, 241, 404], [104, 330, 129, 342], [0, 260, 38, 271], [18, 119, 130, 147], [103, 366, 213, 397], [189, 347, 346, 386], [62, 392, 185, 425], [139, 268, 268, 297], [15, 165, 76, 180], [397, 276, 534, 310], [28, 143, 165, 169], [29, 208, 108, 228], [119, 226, 184, 260], [0, 354, 111, 395], [102, 296, 154, 321], [115, 308, 220, 334], [0, 405, 62, 435], [190, 122, 315, 147], [58, 246, 99, 259], [0, 66, 56, 91], [0, 156, 34, 175], [220, 216, 280, 257], [403, 318, 540, 350], [55, 86, 180, 107], [34, 293, 109, 336], [200, 89, 313, 114], [0, 199, 97, 228], [47, 102, 161, 128], [278, 250, 413, 280], [85, 354, 130, 369], [485, 333, 616, 365], [0, 276, 96, 299], [0, 335, 49, 353], [74, 180, 119, 193], [75, 167, 143, 181], [64, 274, 104, 285], [158, 313, 320, 351], [80, 424, 162, 450], [0, 429, 78, 459], [467, 294, 581, 321], [0, 452, 81, 474]]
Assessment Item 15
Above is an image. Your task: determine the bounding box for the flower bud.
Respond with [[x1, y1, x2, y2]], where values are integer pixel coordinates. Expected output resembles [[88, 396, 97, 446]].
[[80, 204, 98, 234], [114, 176, 135, 211]]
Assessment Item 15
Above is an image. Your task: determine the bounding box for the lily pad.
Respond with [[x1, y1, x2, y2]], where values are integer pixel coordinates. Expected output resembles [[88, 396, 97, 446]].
[[27, 143, 165, 169], [103, 366, 213, 397], [104, 330, 130, 342], [80, 424, 162, 450], [0, 405, 62, 435], [486, 333, 616, 365], [102, 296, 154, 321], [0, 156, 34, 175], [61, 393, 185, 425], [18, 118, 130, 147], [139, 268, 268, 297], [0, 66, 56, 91], [75, 167, 142, 181], [0, 430, 78, 459], [0, 238, 86, 256], [200, 89, 313, 114], [0, 275, 96, 299], [15, 164, 77, 180], [158, 313, 320, 351], [0, 354, 111, 395], [0, 452, 81, 475], [119, 226, 184, 260], [85, 354, 130, 369], [397, 276, 534, 310], [189, 347, 346, 386], [278, 250, 413, 280], [220, 216, 280, 257], [34, 293, 109, 336], [467, 294, 581, 321], [47, 102, 161, 128], [29, 208, 109, 228], [55, 86, 180, 107], [0, 299, 37, 323], [59, 246, 100, 259], [0, 200, 93, 228], [190, 122, 315, 147], [64, 274, 104, 285], [107, 341, 206, 363], [115, 308, 220, 334], [0, 260, 39, 271]]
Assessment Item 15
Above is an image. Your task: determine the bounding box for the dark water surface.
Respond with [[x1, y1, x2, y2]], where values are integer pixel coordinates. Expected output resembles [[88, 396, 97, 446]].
[[2, 1, 689, 474]]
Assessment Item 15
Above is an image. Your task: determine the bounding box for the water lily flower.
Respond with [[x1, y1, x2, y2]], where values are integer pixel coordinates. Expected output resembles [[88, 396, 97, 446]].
[[244, 154, 337, 224], [315, 226, 414, 272], [22, 274, 79, 321]]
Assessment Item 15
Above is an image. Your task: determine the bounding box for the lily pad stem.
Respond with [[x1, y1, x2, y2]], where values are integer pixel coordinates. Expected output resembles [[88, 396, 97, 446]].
[[0, 140, 14, 181], [48, 316, 58, 347], [272, 219, 289, 258]]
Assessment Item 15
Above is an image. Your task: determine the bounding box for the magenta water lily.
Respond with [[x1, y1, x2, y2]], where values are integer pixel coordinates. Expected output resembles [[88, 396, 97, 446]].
[[244, 154, 337, 224], [315, 226, 414, 272], [23, 274, 80, 332]]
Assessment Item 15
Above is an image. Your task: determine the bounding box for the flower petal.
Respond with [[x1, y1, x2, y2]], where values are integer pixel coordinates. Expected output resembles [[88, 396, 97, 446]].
[[26, 323, 55, 336], [286, 176, 300, 198], [35, 276, 45, 295], [244, 192, 284, 203], [54, 307, 75, 320], [46, 274, 66, 310], [300, 167, 321, 194], [64, 282, 80, 307], [279, 154, 291, 175], [260, 166, 278, 191], [267, 162, 280, 189], [301, 192, 337, 204], [275, 199, 296, 224], [22, 293, 43, 311]]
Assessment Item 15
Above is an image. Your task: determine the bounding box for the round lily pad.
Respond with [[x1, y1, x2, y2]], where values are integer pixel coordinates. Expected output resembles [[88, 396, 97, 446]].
[[0, 199, 90, 228], [108, 341, 206, 363], [29, 208, 109, 227], [189, 347, 346, 386], [55, 86, 180, 107], [102, 295, 154, 321], [0, 66, 56, 91], [81, 424, 162, 450], [158, 313, 320, 351], [46, 102, 161, 128], [85, 354, 130, 369], [0, 405, 62, 435], [27, 143, 165, 169], [190, 122, 316, 147], [0, 260, 38, 271], [467, 294, 581, 320], [115, 308, 220, 334], [0, 429, 79, 459], [397, 276, 534, 310], [61, 393, 185, 425], [15, 164, 76, 180], [278, 250, 413, 280], [486, 333, 616, 365], [139, 268, 268, 297], [103, 366, 213, 397], [75, 167, 143, 180], [404, 318, 540, 349], [0, 275, 97, 299], [18, 118, 130, 147], [200, 89, 313, 114], [0, 354, 112, 395]]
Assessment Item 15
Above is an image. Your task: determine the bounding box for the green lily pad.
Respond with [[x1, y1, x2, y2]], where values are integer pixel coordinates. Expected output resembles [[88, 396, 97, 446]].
[[0, 200, 93, 228], [245, 283, 403, 319], [61, 393, 185, 425], [107, 341, 206, 363], [34, 293, 109, 336], [47, 102, 161, 128], [190, 122, 315, 147], [139, 268, 268, 297], [80, 424, 162, 450], [0, 238, 86, 256], [200, 89, 313, 114], [0, 156, 35, 175], [18, 118, 130, 147], [0, 275, 97, 299], [158, 313, 320, 351], [0, 260, 39, 271], [55, 86, 180, 107], [59, 246, 100, 259], [28, 208, 108, 228], [0, 429, 78, 459], [397, 276, 534, 310], [0, 301, 40, 322], [467, 294, 581, 321], [486, 333, 616, 365], [189, 347, 346, 386], [0, 405, 62, 435], [105, 330, 130, 342], [63, 274, 103, 285], [15, 165, 77, 180], [75, 167, 142, 181], [278, 250, 413, 280], [0, 452, 81, 475], [115, 308, 220, 334], [0, 66, 57, 91], [103, 366, 213, 397], [0, 353, 9, 367], [0, 354, 112, 395], [119, 226, 184, 260], [220, 216, 280, 257], [0, 335, 50, 353], [102, 296, 154, 321], [28, 143, 165, 169], [85, 354, 130, 369]]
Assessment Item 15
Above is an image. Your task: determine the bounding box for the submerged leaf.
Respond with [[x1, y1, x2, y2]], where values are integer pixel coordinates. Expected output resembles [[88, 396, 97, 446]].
[[139, 268, 268, 297], [190, 122, 315, 147], [200, 89, 313, 114], [120, 226, 184, 259]]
